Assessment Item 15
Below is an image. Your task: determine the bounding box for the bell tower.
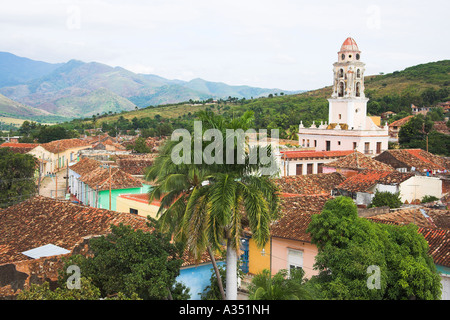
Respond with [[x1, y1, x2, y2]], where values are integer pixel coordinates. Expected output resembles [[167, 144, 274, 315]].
[[328, 37, 368, 130]]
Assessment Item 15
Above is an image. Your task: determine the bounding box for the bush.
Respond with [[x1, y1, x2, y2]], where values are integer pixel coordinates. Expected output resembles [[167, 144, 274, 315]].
[[371, 191, 403, 208], [421, 195, 439, 203]]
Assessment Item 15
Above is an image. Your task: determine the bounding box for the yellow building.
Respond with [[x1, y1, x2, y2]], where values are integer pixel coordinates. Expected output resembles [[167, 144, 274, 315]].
[[28, 138, 91, 174], [116, 193, 160, 219], [248, 238, 271, 275]]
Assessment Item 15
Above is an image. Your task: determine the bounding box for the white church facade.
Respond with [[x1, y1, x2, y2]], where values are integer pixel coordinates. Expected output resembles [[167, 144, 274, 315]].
[[298, 37, 389, 156]]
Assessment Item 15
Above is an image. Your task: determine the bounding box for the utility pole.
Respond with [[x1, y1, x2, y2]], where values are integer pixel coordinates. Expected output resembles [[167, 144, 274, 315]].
[[66, 159, 69, 194], [56, 142, 59, 200], [95, 185, 99, 208], [37, 162, 41, 195], [109, 165, 112, 210]]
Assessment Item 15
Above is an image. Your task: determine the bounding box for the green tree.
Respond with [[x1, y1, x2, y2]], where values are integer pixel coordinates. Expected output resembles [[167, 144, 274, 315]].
[[146, 110, 280, 300], [248, 268, 314, 300], [60, 223, 189, 300], [370, 191, 403, 208], [0, 148, 37, 208], [306, 196, 441, 300], [128, 137, 151, 153], [398, 114, 433, 146], [35, 125, 72, 143]]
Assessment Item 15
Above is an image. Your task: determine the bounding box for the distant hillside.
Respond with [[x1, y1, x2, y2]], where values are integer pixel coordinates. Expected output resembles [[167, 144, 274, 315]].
[[84, 60, 449, 133], [0, 52, 296, 120], [0, 93, 51, 118], [0, 52, 63, 88]]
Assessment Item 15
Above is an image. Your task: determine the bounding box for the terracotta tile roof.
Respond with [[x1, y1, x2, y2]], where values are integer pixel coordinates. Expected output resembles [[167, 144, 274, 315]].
[[274, 172, 346, 195], [433, 121, 450, 135], [41, 139, 91, 154], [0, 196, 152, 265], [325, 151, 394, 171], [368, 208, 450, 229], [69, 157, 102, 176], [118, 193, 162, 206], [418, 227, 450, 267], [80, 167, 143, 191], [0, 196, 216, 268], [281, 150, 353, 160], [336, 170, 414, 193], [0, 143, 39, 154], [116, 154, 155, 175], [388, 115, 413, 127], [369, 216, 450, 267], [375, 149, 450, 172], [270, 194, 331, 242]]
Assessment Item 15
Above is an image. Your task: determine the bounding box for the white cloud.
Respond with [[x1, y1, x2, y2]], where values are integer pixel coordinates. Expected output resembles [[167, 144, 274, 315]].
[[0, 0, 448, 90]]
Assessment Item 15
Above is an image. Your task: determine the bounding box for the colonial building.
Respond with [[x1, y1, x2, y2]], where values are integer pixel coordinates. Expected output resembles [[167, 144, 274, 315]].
[[298, 37, 389, 155]]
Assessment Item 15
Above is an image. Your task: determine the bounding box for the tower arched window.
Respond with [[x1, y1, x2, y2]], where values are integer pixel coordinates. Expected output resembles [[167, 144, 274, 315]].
[[357, 69, 361, 78], [339, 68, 344, 78], [355, 82, 361, 97], [338, 82, 345, 97]]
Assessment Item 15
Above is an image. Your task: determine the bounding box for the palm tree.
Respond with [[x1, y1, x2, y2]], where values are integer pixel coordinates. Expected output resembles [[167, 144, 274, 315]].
[[248, 268, 313, 300], [146, 110, 280, 300], [285, 125, 298, 141]]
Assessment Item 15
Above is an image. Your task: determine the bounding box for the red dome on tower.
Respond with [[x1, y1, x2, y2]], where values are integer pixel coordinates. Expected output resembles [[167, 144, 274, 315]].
[[340, 37, 360, 52]]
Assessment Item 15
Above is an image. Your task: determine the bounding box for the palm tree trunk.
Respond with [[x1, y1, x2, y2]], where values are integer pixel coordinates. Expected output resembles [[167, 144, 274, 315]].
[[207, 245, 226, 300], [225, 238, 238, 300]]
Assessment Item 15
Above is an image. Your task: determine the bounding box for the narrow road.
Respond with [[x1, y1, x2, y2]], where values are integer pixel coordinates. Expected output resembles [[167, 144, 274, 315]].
[[38, 168, 68, 200]]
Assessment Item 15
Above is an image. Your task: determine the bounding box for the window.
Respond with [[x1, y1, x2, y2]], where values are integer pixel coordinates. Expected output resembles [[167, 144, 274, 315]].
[[287, 249, 303, 274], [306, 139, 310, 147], [376, 142, 382, 154], [338, 114, 342, 120], [338, 141, 341, 145], [318, 163, 324, 173], [341, 54, 345, 60], [296, 164, 303, 175], [356, 53, 360, 60], [307, 163, 313, 174], [355, 82, 361, 97], [339, 68, 344, 77], [353, 142, 357, 150], [338, 82, 344, 97], [314, 140, 317, 147], [357, 69, 361, 78], [326, 141, 331, 151], [130, 208, 138, 215]]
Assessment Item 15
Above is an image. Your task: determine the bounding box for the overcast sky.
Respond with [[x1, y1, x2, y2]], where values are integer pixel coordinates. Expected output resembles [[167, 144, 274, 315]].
[[0, 0, 449, 91]]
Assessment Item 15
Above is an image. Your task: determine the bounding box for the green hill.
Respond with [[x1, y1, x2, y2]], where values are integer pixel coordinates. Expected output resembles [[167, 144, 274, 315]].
[[77, 60, 449, 139]]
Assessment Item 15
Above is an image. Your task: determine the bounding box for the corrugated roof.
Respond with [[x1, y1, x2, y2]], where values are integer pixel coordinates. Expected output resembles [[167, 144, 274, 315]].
[[21, 244, 70, 259]]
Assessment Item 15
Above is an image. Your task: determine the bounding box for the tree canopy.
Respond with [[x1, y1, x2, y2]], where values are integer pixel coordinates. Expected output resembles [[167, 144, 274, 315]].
[[0, 148, 37, 208], [59, 223, 190, 300], [306, 196, 442, 300]]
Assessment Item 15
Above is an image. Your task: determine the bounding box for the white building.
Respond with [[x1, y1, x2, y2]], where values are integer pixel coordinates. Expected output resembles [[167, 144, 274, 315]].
[[298, 37, 389, 155]]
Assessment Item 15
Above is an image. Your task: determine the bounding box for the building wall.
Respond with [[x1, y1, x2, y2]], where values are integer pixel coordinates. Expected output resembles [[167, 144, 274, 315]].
[[177, 261, 226, 300], [98, 187, 143, 211], [298, 130, 388, 155], [116, 196, 160, 218], [328, 98, 368, 130], [248, 238, 271, 275], [282, 158, 332, 176], [29, 145, 89, 173], [399, 176, 442, 203], [271, 238, 319, 279]]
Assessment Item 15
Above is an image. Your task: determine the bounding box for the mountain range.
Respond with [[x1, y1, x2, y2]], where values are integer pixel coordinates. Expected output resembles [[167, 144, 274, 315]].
[[0, 52, 299, 121]]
